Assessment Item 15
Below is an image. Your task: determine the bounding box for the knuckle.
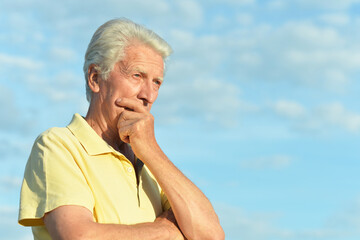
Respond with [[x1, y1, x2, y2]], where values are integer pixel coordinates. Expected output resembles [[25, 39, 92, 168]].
[[144, 113, 154, 122]]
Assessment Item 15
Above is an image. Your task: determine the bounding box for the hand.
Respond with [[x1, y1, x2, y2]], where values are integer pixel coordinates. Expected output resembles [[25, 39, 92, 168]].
[[155, 209, 185, 240], [116, 98, 158, 159]]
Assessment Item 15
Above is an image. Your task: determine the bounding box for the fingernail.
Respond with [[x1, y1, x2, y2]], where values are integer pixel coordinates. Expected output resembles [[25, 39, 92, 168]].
[[116, 98, 122, 103]]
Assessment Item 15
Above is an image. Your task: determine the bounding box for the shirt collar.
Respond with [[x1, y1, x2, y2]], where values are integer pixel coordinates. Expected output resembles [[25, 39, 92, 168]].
[[67, 113, 116, 156]]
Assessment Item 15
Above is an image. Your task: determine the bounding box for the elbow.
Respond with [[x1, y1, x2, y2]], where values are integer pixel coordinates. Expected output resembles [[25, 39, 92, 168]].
[[207, 225, 225, 240], [215, 227, 225, 240], [188, 224, 225, 240], [205, 219, 225, 240]]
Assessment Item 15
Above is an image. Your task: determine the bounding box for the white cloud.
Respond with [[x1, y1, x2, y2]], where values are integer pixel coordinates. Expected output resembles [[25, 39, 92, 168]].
[[23, 71, 85, 102], [155, 27, 259, 126], [0, 53, 43, 70], [215, 203, 308, 240], [0, 135, 32, 160], [105, 0, 171, 18], [6, 12, 38, 34], [267, 0, 287, 10], [324, 197, 360, 236], [272, 100, 306, 119], [227, 20, 360, 92], [216, 202, 360, 240], [50, 47, 77, 62], [162, 17, 360, 128], [295, 229, 352, 239], [271, 100, 360, 134], [284, 49, 360, 71], [240, 155, 293, 170], [208, 0, 255, 5], [1, 0, 201, 48], [319, 14, 351, 26], [315, 103, 360, 133], [281, 22, 344, 48], [155, 77, 243, 127], [323, 69, 349, 93], [174, 0, 204, 27], [0, 85, 22, 132], [295, 0, 360, 10], [0, 176, 22, 189], [2, 0, 360, 95], [4, 0, 357, 96], [168, 30, 226, 70], [237, 51, 262, 66], [169, 29, 196, 52], [211, 15, 231, 29], [0, 206, 33, 240], [236, 13, 254, 25], [1, 11, 46, 47]]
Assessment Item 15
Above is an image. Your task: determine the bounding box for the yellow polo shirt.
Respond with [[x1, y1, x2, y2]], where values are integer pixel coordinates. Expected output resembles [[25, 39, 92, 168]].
[[19, 113, 170, 240]]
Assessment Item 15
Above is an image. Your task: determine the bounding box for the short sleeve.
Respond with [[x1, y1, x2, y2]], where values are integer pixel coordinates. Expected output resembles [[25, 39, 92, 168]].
[[18, 129, 95, 226]]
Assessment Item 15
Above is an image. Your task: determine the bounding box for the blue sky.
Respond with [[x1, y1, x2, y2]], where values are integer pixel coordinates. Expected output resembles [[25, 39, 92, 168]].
[[1, 0, 360, 239]]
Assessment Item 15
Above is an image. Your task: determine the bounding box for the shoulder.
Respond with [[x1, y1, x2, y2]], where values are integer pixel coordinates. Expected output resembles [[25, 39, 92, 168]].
[[26, 125, 86, 174], [23, 127, 75, 188], [38, 126, 71, 140], [35, 127, 74, 148], [29, 127, 77, 163]]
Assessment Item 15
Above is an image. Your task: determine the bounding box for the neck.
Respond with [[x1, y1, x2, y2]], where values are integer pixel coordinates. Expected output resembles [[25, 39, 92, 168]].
[[85, 102, 120, 151], [85, 102, 135, 163]]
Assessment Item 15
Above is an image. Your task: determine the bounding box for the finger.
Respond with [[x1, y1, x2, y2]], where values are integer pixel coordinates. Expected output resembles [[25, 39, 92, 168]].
[[115, 98, 147, 113], [117, 117, 138, 130], [118, 109, 143, 122], [117, 124, 133, 144]]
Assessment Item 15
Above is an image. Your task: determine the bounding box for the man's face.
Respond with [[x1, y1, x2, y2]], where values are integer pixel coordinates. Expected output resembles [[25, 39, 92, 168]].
[[95, 44, 164, 126]]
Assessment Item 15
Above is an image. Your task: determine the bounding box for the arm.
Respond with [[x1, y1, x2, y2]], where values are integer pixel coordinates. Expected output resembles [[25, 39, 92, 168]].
[[44, 205, 184, 240], [116, 98, 225, 240]]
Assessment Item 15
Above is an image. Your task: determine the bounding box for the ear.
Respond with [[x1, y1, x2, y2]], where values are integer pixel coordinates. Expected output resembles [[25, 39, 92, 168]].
[[88, 64, 100, 93]]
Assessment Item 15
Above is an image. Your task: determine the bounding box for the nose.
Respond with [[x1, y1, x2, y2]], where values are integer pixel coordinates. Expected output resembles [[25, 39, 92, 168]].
[[137, 80, 157, 107]]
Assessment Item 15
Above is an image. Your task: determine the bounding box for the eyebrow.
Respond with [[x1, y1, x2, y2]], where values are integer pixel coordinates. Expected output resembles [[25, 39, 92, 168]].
[[134, 67, 163, 82]]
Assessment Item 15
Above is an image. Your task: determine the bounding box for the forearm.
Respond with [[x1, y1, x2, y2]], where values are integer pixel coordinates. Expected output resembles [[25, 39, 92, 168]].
[[115, 98, 224, 240], [74, 221, 174, 240], [44, 206, 184, 240], [138, 144, 224, 240]]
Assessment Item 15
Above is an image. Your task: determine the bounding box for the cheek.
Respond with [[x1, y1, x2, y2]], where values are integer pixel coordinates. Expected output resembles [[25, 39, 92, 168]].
[[107, 85, 130, 99], [120, 81, 143, 97], [153, 90, 159, 101]]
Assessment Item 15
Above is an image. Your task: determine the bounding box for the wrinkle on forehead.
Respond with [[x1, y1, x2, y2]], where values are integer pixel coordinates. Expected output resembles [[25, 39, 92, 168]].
[[116, 44, 164, 78]]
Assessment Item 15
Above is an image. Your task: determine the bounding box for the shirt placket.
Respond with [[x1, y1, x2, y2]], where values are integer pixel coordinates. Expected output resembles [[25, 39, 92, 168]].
[[116, 154, 142, 207]]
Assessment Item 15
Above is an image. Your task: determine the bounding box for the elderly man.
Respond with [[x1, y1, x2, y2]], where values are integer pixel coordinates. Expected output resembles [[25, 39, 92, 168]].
[[18, 19, 224, 240]]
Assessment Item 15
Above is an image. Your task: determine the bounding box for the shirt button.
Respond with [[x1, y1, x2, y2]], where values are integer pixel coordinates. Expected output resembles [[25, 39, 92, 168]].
[[127, 167, 133, 173]]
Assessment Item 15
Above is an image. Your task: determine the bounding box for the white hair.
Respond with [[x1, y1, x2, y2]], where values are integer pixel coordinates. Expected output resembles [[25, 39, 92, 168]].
[[83, 18, 173, 101]]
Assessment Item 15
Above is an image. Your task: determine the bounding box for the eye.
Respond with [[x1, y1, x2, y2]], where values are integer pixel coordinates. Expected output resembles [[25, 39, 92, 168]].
[[154, 79, 162, 87], [133, 73, 142, 79]]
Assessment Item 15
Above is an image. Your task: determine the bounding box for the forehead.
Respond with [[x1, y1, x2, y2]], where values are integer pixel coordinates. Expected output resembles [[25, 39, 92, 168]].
[[122, 44, 164, 73]]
